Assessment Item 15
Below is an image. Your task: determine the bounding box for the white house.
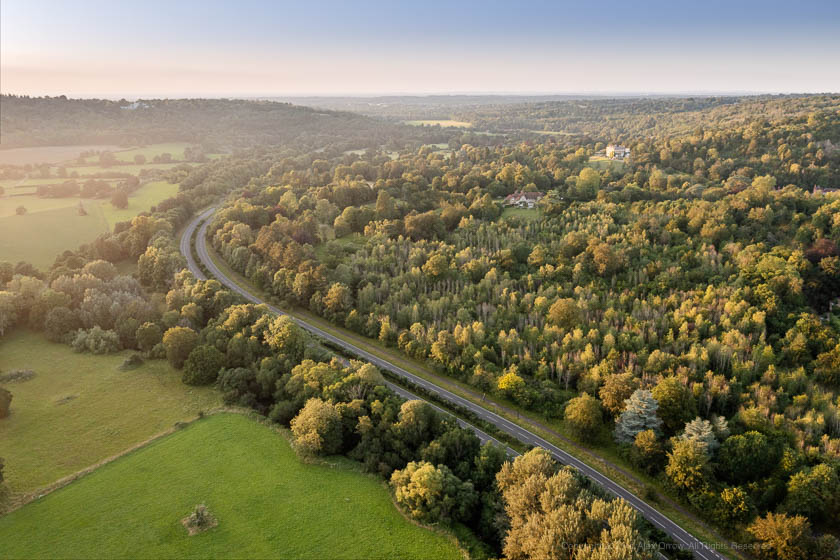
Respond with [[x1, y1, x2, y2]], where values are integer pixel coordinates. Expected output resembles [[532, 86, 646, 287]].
[[504, 191, 544, 208], [606, 144, 631, 160]]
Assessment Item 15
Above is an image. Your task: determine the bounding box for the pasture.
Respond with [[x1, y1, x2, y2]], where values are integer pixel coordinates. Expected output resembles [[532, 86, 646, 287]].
[[500, 207, 541, 221], [0, 204, 109, 268], [0, 145, 121, 165], [0, 413, 463, 560], [0, 180, 180, 266], [99, 180, 179, 227], [405, 119, 472, 128], [0, 331, 220, 493], [110, 142, 194, 162], [588, 155, 626, 171]]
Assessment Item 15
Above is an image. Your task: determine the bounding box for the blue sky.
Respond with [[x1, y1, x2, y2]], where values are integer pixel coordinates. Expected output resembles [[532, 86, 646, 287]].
[[2, 0, 839, 97]]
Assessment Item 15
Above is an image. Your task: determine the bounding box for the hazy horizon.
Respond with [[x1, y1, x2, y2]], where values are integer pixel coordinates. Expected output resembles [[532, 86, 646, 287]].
[[3, 0, 840, 98]]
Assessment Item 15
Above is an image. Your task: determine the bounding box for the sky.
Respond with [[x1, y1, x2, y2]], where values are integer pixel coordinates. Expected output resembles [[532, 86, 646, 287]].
[[2, 0, 840, 98]]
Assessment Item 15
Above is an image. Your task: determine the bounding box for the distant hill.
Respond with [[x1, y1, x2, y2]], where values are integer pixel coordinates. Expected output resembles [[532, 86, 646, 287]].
[[0, 95, 437, 151]]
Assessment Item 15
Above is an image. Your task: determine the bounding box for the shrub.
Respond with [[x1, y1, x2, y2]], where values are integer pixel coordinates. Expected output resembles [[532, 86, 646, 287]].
[[71, 326, 121, 354], [162, 327, 198, 369], [182, 345, 226, 385], [0, 388, 11, 418], [119, 354, 144, 371]]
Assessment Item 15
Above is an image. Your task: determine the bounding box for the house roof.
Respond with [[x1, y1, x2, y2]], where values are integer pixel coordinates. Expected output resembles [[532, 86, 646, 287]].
[[505, 190, 544, 200]]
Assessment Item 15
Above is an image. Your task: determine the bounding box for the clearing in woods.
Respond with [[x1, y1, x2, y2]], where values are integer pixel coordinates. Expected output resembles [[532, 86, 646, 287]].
[[0, 413, 464, 560]]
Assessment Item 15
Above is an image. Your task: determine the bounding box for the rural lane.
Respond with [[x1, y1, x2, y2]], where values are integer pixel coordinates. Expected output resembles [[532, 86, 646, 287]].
[[181, 209, 727, 560]]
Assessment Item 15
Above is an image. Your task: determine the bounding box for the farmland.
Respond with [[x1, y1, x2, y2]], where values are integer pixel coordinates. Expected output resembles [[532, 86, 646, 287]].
[[0, 204, 109, 268], [0, 142, 190, 266], [0, 331, 220, 493], [0, 179, 178, 267], [99, 180, 179, 227], [0, 413, 463, 560]]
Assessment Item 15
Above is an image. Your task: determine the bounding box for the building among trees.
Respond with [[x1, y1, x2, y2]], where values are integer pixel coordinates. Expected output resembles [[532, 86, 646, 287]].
[[503, 190, 543, 208], [606, 144, 631, 160]]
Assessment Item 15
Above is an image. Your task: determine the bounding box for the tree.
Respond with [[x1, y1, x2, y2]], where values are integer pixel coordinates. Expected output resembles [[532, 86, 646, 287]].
[[652, 376, 697, 435], [717, 431, 780, 484], [599, 372, 638, 417], [136, 322, 163, 353], [496, 369, 526, 401], [323, 283, 352, 316], [630, 429, 665, 474], [182, 345, 226, 385], [563, 392, 602, 440], [290, 397, 342, 456], [422, 254, 449, 279], [134, 154, 146, 165], [714, 486, 752, 525], [575, 167, 600, 198], [680, 417, 719, 453], [162, 326, 198, 369], [748, 513, 814, 560], [44, 306, 80, 342], [110, 189, 129, 209], [0, 291, 19, 336], [615, 389, 663, 444], [390, 461, 476, 524], [0, 388, 11, 418], [665, 438, 711, 495], [262, 314, 303, 365], [783, 463, 840, 522], [496, 448, 645, 559], [546, 298, 581, 330]]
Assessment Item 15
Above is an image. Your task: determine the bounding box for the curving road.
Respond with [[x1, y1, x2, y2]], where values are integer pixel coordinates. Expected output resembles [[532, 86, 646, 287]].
[[182, 209, 727, 560]]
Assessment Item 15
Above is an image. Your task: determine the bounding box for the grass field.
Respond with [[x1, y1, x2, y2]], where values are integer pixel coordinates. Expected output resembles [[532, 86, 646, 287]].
[[588, 155, 626, 171], [0, 413, 463, 560], [68, 162, 180, 176], [110, 143, 194, 163], [0, 331, 221, 493], [0, 174, 179, 266], [99, 180, 179, 227], [0, 145, 122, 165], [500, 207, 541, 221], [405, 120, 472, 128], [0, 205, 109, 267]]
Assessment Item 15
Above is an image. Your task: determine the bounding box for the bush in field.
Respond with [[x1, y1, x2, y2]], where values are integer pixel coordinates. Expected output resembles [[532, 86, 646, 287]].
[[182, 345, 226, 385], [0, 388, 11, 418], [71, 326, 121, 354]]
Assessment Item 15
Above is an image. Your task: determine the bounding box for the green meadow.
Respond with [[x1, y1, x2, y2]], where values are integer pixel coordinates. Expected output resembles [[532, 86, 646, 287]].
[[0, 180, 179, 266], [0, 331, 220, 493], [0, 413, 463, 560], [0, 204, 108, 268], [98, 180, 179, 227]]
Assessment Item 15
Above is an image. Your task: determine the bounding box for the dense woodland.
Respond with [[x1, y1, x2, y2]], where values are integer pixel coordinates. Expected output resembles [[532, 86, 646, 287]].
[[0, 96, 445, 151], [2, 94, 840, 558]]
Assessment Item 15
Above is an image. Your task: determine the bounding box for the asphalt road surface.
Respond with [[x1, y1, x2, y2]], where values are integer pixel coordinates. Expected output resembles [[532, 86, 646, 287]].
[[182, 209, 727, 560]]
